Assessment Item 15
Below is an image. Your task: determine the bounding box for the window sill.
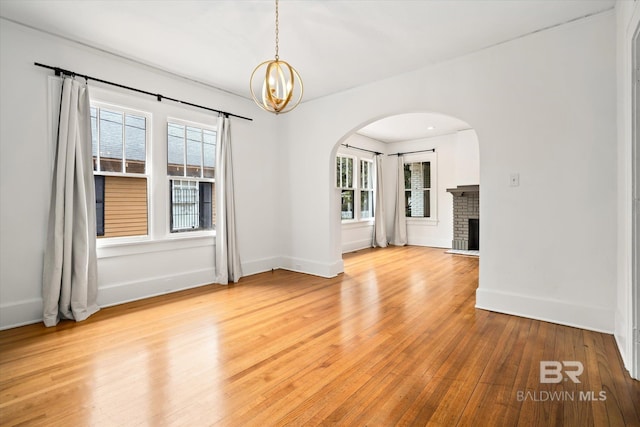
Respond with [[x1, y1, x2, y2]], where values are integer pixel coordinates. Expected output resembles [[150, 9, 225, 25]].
[[97, 234, 215, 259], [341, 219, 375, 228], [406, 218, 438, 226]]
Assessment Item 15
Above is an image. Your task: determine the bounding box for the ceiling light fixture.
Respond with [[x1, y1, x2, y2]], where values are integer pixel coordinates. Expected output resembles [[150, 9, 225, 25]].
[[250, 0, 303, 114]]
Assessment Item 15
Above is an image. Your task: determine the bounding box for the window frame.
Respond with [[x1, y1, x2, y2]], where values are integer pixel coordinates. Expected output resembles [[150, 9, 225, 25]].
[[359, 158, 375, 220], [337, 154, 356, 222], [336, 153, 376, 223], [90, 100, 152, 244], [403, 152, 438, 226], [166, 117, 217, 236]]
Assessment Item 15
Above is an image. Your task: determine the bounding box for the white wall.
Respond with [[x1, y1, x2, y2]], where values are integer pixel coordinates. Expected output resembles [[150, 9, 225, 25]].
[[615, 0, 640, 377], [0, 20, 280, 329], [280, 11, 617, 333]]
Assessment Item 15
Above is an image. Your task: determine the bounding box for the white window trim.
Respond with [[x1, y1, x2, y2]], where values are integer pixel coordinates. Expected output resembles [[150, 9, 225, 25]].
[[84, 85, 220, 257], [166, 118, 216, 238], [91, 100, 153, 247], [337, 153, 377, 223], [337, 154, 357, 222], [403, 152, 438, 225], [359, 158, 375, 221]]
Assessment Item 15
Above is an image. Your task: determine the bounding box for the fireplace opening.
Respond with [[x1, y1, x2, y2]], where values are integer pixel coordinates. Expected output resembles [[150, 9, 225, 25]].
[[468, 218, 479, 251], [446, 185, 479, 252]]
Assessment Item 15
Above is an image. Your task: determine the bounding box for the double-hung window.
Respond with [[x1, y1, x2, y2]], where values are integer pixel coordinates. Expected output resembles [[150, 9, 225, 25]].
[[360, 159, 374, 219], [167, 121, 216, 232], [336, 154, 375, 221], [404, 161, 431, 218], [91, 104, 149, 238], [336, 155, 355, 220]]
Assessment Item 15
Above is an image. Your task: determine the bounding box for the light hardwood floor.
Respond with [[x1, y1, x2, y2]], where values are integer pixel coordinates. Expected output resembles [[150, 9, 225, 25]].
[[0, 246, 638, 426]]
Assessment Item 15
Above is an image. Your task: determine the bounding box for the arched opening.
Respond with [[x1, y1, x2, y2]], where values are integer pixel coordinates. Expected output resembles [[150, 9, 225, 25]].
[[329, 112, 479, 269]]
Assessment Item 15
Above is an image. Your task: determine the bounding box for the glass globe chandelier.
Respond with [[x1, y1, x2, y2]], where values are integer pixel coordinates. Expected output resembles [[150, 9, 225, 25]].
[[250, 0, 303, 114]]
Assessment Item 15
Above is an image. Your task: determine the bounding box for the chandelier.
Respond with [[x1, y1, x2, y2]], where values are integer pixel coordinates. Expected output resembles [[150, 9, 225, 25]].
[[250, 0, 303, 114]]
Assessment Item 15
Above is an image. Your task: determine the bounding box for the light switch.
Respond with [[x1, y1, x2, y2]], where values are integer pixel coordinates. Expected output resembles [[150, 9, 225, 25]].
[[509, 173, 520, 187]]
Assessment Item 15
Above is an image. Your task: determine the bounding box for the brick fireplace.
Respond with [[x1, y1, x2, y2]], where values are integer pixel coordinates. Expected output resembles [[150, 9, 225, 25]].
[[446, 185, 479, 251]]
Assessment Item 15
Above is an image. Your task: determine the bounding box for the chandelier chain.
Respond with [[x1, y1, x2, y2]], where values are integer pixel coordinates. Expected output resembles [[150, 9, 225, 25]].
[[274, 0, 279, 60]]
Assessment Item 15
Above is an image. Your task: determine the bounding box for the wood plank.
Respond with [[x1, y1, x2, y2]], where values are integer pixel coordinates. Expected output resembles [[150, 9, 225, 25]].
[[0, 247, 638, 426]]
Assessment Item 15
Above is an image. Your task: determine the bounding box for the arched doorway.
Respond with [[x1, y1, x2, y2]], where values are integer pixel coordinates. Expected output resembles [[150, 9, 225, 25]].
[[330, 112, 479, 263]]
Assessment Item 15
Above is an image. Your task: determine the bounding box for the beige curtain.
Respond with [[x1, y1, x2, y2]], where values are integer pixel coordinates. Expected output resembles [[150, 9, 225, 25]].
[[214, 115, 242, 284], [42, 77, 99, 326], [372, 154, 388, 247], [392, 155, 407, 246]]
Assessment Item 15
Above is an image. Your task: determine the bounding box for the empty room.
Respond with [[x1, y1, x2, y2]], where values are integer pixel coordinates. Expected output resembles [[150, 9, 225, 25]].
[[0, 0, 639, 425]]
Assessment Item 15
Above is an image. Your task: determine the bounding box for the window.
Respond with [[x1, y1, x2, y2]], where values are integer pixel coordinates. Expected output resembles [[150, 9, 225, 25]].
[[91, 105, 149, 238], [360, 159, 374, 219], [404, 161, 431, 218], [336, 154, 375, 221], [336, 155, 355, 220], [167, 122, 216, 232]]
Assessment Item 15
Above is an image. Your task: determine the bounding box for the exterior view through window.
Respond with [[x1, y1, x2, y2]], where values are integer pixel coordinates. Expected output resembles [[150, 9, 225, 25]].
[[91, 105, 148, 238], [167, 122, 216, 232]]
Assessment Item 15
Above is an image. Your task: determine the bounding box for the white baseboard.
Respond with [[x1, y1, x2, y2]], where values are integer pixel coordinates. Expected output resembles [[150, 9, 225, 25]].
[[342, 239, 372, 254], [97, 267, 216, 307], [0, 267, 216, 330], [0, 298, 43, 330], [241, 256, 280, 276], [406, 237, 451, 249], [476, 288, 614, 334], [279, 256, 343, 278]]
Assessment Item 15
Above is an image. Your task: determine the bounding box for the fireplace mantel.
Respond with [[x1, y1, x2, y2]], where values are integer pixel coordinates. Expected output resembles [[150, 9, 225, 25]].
[[446, 185, 479, 197]]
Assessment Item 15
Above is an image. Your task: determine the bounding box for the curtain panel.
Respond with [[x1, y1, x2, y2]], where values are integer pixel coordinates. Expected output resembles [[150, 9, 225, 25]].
[[392, 155, 408, 246], [372, 154, 388, 248], [214, 115, 242, 284], [42, 77, 100, 327]]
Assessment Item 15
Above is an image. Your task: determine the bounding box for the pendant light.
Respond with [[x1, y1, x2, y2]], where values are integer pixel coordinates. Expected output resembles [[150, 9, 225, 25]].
[[250, 0, 303, 114]]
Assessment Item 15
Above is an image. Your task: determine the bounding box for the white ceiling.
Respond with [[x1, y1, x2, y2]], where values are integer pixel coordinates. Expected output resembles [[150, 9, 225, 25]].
[[357, 112, 472, 143], [0, 0, 615, 141]]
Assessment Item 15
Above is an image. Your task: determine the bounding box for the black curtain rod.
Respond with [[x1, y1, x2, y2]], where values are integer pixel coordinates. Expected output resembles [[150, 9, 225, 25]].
[[341, 143, 382, 156], [34, 62, 253, 122], [388, 148, 435, 156]]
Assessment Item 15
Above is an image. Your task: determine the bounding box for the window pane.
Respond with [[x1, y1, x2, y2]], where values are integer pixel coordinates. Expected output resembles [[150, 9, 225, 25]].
[[422, 162, 431, 188], [167, 123, 185, 176], [99, 176, 148, 237], [171, 180, 199, 230], [360, 161, 367, 189], [423, 189, 430, 217], [186, 126, 202, 177], [404, 161, 431, 218], [203, 130, 216, 178], [199, 182, 214, 230], [336, 157, 341, 187], [125, 114, 146, 174], [405, 190, 411, 217], [337, 156, 354, 189], [404, 164, 411, 189], [170, 179, 215, 232], [341, 189, 354, 220], [99, 109, 123, 172], [361, 190, 373, 219]]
